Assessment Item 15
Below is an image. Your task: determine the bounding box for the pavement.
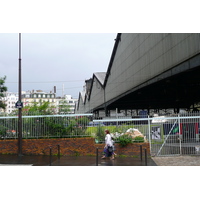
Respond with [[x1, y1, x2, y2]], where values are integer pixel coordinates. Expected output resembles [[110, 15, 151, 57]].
[[152, 155, 200, 166], [1, 154, 200, 166], [0, 154, 157, 166]]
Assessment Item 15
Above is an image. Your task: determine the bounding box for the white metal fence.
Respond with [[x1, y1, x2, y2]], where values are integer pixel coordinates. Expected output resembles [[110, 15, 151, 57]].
[[93, 112, 200, 156], [1, 112, 200, 156], [0, 114, 93, 139]]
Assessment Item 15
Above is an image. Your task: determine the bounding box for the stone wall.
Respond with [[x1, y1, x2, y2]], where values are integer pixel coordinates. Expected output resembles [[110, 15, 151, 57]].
[[0, 138, 150, 156]]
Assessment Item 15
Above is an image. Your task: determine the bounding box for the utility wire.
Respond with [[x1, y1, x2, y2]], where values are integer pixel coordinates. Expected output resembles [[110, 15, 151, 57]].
[[6, 80, 85, 83]]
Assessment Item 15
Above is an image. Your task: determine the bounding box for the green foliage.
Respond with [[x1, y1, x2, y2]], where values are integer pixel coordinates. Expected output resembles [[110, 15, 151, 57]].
[[58, 99, 71, 114], [96, 125, 105, 141], [133, 136, 144, 143], [0, 76, 7, 109], [22, 100, 56, 115], [118, 134, 133, 147], [76, 116, 90, 127], [0, 125, 6, 136], [73, 150, 81, 156]]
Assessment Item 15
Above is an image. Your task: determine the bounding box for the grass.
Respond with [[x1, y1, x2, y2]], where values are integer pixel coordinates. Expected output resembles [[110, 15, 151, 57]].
[[86, 123, 167, 143]]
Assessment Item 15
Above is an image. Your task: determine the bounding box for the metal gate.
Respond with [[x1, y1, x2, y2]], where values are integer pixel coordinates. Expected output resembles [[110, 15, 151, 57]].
[[150, 113, 200, 157], [92, 112, 200, 156]]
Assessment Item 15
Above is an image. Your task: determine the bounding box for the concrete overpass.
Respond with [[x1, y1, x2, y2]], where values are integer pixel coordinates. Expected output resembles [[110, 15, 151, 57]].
[[76, 33, 200, 116]]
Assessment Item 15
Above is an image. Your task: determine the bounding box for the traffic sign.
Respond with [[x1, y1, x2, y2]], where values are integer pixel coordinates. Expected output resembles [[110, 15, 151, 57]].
[[15, 101, 23, 109]]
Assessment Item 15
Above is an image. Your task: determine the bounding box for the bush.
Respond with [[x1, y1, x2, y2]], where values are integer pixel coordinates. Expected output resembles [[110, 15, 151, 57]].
[[118, 134, 133, 147], [96, 125, 105, 141], [133, 136, 144, 143]]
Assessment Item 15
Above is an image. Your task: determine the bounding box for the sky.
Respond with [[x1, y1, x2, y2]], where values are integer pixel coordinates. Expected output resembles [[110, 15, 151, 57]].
[[1, 1, 200, 198], [0, 33, 116, 98]]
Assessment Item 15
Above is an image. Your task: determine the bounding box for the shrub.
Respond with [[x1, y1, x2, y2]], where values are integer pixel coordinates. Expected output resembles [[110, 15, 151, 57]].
[[96, 125, 105, 141], [0, 125, 6, 136], [133, 136, 144, 143], [118, 134, 133, 147]]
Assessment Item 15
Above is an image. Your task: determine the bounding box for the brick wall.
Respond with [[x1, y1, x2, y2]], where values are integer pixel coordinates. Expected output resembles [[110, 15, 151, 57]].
[[0, 138, 150, 156], [95, 143, 150, 156]]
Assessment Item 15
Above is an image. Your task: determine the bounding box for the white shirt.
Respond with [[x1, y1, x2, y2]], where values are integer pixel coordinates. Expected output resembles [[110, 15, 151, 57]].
[[105, 134, 113, 147]]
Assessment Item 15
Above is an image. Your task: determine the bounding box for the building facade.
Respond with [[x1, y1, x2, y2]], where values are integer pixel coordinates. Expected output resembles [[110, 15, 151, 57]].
[[22, 90, 57, 110], [56, 95, 78, 114], [1, 90, 77, 115], [0, 92, 18, 114], [76, 33, 200, 116]]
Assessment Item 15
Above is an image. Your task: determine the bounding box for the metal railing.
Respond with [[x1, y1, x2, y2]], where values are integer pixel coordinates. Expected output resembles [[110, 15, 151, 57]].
[[93, 117, 150, 143], [0, 114, 93, 139], [93, 112, 200, 156], [1, 111, 200, 157]]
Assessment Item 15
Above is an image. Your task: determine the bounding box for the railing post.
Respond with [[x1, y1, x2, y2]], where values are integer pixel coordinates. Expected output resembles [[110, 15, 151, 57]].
[[140, 145, 143, 161], [178, 114, 182, 155], [148, 115, 152, 155], [96, 147, 98, 166], [144, 148, 147, 166], [57, 144, 60, 159], [49, 147, 52, 166]]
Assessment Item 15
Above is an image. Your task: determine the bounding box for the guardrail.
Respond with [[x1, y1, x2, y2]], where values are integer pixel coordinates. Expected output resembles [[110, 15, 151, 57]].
[[1, 112, 200, 157], [0, 114, 93, 139]]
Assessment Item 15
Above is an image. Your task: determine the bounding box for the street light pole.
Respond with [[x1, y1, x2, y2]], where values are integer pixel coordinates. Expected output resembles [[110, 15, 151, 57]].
[[18, 33, 23, 156]]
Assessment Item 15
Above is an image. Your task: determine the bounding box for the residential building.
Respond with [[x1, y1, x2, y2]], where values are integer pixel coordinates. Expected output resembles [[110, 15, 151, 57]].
[[22, 90, 57, 113], [1, 90, 77, 115], [56, 95, 78, 114], [0, 92, 18, 114]]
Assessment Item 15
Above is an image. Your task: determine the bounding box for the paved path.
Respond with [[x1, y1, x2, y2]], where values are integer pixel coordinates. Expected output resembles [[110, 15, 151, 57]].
[[0, 154, 157, 166], [152, 155, 200, 166], [3, 154, 200, 166], [51, 156, 157, 166]]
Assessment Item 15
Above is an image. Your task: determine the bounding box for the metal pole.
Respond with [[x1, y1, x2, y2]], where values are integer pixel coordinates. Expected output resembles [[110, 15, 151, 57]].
[[144, 148, 147, 166], [57, 144, 60, 159], [116, 108, 118, 127], [178, 114, 182, 155], [96, 147, 98, 166], [49, 147, 52, 166], [140, 145, 143, 161], [18, 33, 23, 156], [148, 115, 152, 155]]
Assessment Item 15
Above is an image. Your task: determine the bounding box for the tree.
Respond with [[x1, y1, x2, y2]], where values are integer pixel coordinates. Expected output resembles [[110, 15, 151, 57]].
[[22, 100, 56, 115], [58, 99, 71, 114], [0, 76, 7, 110]]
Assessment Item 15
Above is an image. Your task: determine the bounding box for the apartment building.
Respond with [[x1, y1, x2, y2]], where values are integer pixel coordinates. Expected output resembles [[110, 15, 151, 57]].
[[1, 90, 77, 115], [22, 90, 57, 113], [56, 95, 78, 114], [0, 92, 18, 114]]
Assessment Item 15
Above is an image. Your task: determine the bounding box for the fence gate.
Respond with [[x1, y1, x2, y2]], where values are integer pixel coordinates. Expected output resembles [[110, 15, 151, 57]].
[[150, 113, 200, 157]]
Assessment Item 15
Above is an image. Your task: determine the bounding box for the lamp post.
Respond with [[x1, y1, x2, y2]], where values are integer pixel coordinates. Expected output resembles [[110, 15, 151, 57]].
[[18, 33, 23, 156]]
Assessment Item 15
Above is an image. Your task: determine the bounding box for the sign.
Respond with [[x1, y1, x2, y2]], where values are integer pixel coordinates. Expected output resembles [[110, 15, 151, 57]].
[[15, 101, 23, 109]]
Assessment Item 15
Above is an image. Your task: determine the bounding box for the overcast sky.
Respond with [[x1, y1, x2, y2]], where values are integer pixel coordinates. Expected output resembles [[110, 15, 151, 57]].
[[0, 33, 116, 98]]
